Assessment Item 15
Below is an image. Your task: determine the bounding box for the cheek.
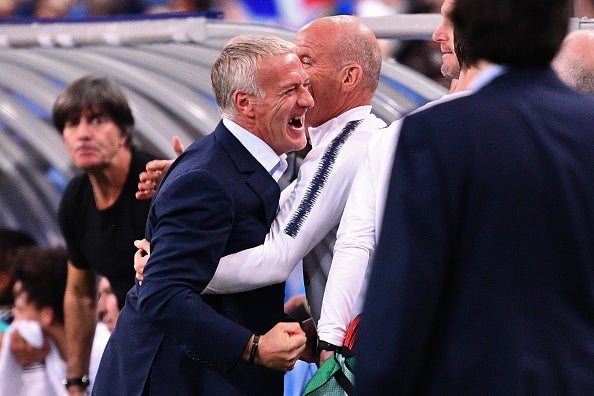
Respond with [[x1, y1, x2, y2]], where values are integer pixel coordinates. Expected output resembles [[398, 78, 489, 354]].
[[107, 296, 120, 314], [63, 135, 77, 151]]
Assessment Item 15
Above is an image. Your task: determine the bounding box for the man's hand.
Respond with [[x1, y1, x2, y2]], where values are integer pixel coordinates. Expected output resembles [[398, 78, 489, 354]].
[[134, 239, 151, 283], [135, 136, 184, 200], [10, 329, 50, 367], [245, 322, 306, 371]]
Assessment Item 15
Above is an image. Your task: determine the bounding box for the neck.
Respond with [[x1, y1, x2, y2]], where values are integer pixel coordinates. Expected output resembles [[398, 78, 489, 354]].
[[88, 148, 132, 210], [452, 66, 483, 93]]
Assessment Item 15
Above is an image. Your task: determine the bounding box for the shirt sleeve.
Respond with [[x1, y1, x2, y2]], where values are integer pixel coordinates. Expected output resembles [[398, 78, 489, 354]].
[[316, 124, 402, 345], [205, 139, 365, 294]]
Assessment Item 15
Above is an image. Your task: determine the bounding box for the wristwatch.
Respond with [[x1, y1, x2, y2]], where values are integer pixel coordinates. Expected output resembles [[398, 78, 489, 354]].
[[63, 375, 90, 390], [316, 339, 340, 354]]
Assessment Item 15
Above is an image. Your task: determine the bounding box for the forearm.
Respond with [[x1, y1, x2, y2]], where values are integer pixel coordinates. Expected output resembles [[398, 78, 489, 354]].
[[316, 249, 369, 346], [206, 169, 348, 294], [317, 156, 377, 346], [64, 288, 96, 380], [204, 220, 319, 294]]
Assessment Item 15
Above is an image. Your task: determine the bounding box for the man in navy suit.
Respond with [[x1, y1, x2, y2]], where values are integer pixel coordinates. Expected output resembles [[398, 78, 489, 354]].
[[355, 0, 594, 394], [92, 35, 312, 396]]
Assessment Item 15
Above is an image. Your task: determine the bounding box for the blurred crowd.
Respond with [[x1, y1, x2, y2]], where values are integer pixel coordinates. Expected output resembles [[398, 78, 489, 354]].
[[0, 0, 453, 88], [3, 0, 590, 95]]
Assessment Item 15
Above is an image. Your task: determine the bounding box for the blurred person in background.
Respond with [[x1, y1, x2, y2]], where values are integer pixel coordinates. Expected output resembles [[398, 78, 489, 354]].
[[574, 0, 594, 16], [53, 75, 156, 396], [96, 276, 119, 332], [392, 0, 449, 89], [84, 0, 144, 15], [0, 246, 109, 396], [0, 228, 36, 338], [0, 0, 17, 17], [145, 0, 210, 13], [32, 0, 75, 18]]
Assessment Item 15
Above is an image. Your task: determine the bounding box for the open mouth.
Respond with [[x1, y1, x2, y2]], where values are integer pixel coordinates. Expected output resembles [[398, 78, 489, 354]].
[[289, 116, 304, 128]]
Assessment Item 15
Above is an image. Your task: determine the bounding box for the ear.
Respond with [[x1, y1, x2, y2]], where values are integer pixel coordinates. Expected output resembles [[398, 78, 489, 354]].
[[339, 63, 363, 93], [117, 129, 128, 147], [39, 307, 55, 328], [232, 90, 256, 118]]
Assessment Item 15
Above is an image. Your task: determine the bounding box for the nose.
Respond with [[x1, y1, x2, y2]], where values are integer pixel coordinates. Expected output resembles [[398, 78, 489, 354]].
[[299, 88, 314, 109], [432, 22, 446, 43], [97, 294, 106, 314]]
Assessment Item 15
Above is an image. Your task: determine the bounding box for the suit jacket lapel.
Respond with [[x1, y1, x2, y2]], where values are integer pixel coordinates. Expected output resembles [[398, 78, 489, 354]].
[[214, 121, 280, 226]]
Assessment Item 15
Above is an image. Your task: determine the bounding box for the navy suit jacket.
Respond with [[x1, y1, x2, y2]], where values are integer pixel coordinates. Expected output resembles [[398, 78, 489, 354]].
[[93, 122, 286, 396], [355, 68, 594, 395]]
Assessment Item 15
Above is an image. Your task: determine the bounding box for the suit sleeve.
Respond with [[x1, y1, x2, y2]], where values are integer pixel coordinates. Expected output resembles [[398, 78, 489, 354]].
[[137, 169, 252, 374], [354, 117, 452, 395]]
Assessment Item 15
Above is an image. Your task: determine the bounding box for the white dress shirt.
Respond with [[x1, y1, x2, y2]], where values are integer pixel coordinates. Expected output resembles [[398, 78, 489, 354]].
[[205, 106, 387, 324], [223, 118, 288, 181], [317, 91, 474, 345]]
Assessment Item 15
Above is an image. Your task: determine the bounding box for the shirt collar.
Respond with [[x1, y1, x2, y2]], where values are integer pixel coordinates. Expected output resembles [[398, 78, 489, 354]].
[[470, 64, 507, 92], [223, 118, 287, 182], [307, 106, 372, 148]]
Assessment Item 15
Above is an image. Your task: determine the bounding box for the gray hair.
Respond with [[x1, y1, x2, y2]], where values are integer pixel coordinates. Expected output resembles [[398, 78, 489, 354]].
[[211, 35, 297, 119]]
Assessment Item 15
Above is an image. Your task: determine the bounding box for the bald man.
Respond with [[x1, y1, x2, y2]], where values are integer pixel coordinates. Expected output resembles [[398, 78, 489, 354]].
[[553, 29, 594, 94]]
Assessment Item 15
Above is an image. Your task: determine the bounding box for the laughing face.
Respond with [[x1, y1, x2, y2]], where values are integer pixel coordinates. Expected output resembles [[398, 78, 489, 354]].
[[249, 52, 313, 155]]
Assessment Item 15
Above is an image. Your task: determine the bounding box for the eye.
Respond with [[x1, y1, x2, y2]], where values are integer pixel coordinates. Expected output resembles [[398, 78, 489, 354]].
[[300, 57, 312, 69], [89, 114, 110, 126]]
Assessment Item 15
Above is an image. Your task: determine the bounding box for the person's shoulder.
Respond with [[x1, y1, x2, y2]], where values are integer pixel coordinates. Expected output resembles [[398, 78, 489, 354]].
[[131, 149, 159, 167], [61, 172, 89, 200], [403, 94, 471, 127], [361, 112, 388, 130], [161, 137, 227, 184]]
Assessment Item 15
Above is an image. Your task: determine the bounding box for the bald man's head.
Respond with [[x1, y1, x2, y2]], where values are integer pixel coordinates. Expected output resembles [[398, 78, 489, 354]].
[[294, 15, 382, 127], [553, 30, 594, 94]]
